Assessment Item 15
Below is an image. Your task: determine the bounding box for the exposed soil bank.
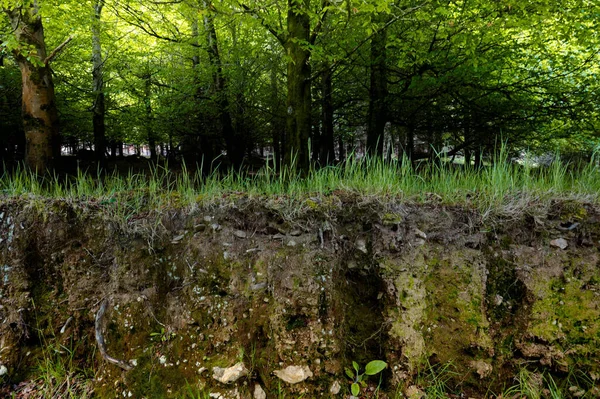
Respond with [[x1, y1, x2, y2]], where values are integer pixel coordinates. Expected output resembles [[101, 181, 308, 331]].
[[0, 196, 599, 398]]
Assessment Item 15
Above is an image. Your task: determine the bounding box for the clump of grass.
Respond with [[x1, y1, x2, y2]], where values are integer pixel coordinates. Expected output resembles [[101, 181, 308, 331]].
[[1, 147, 599, 221], [501, 368, 596, 399], [416, 361, 457, 399], [31, 341, 94, 399]]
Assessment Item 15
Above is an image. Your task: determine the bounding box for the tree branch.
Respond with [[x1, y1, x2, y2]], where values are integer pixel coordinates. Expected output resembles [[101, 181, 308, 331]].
[[239, 2, 286, 45], [44, 35, 74, 65]]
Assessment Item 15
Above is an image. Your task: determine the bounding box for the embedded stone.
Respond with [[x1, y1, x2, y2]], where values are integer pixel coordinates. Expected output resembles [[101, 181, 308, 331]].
[[273, 365, 313, 384], [212, 362, 248, 384]]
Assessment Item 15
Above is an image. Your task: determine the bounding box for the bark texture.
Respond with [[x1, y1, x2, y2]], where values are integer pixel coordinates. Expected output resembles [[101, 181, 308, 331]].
[[6, 3, 60, 171], [284, 0, 312, 173]]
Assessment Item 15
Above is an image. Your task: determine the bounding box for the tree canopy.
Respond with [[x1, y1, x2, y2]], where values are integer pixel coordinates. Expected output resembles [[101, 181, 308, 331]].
[[1, 0, 599, 171]]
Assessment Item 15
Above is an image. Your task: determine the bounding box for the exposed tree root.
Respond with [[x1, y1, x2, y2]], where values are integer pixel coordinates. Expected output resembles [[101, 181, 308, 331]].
[[95, 298, 133, 371]]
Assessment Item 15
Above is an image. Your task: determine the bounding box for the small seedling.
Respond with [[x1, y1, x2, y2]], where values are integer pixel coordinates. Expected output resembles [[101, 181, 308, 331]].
[[345, 360, 388, 397], [150, 327, 175, 342]]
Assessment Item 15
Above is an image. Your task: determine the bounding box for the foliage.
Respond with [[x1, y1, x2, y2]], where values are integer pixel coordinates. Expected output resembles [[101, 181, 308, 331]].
[[1, 0, 599, 168], [345, 360, 387, 396]]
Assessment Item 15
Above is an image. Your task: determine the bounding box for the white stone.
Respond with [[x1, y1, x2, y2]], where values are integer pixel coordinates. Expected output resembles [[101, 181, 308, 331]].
[[254, 384, 267, 399], [415, 228, 427, 240], [212, 362, 249, 384], [550, 238, 568, 249], [234, 230, 247, 239], [329, 380, 341, 395], [355, 239, 368, 254], [0, 365, 7, 376], [273, 365, 313, 384]]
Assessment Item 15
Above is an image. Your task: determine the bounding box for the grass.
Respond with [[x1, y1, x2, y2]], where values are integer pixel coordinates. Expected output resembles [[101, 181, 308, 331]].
[[14, 316, 95, 399], [1, 149, 600, 223]]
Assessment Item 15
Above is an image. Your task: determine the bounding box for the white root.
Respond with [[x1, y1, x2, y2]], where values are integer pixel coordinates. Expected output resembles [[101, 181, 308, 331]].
[[95, 298, 133, 371]]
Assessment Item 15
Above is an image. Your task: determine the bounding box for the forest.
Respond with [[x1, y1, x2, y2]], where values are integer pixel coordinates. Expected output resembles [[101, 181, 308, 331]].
[[1, 0, 599, 174], [3, 2, 600, 399]]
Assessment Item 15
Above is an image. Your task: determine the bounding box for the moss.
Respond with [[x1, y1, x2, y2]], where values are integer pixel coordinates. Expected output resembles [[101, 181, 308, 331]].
[[382, 213, 403, 225], [423, 252, 491, 363]]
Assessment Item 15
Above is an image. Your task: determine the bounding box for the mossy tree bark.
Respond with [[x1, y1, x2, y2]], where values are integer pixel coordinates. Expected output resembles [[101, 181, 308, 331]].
[[5, 3, 60, 172], [284, 0, 312, 173]]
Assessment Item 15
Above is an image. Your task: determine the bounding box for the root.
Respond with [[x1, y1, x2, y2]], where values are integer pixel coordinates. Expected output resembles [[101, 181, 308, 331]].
[[95, 298, 133, 371]]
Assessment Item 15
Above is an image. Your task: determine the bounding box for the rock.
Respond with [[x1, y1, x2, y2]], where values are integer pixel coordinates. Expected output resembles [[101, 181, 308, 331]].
[[290, 229, 302, 236], [406, 385, 425, 399], [212, 362, 249, 384], [194, 223, 206, 232], [250, 282, 267, 291], [550, 238, 568, 249], [273, 365, 313, 384], [0, 365, 7, 376], [287, 240, 297, 247], [569, 386, 586, 397], [329, 380, 341, 395], [233, 230, 247, 239], [254, 384, 267, 399], [355, 239, 368, 254], [494, 294, 503, 306], [470, 360, 492, 379], [414, 228, 427, 240], [211, 223, 222, 232], [171, 234, 185, 243]]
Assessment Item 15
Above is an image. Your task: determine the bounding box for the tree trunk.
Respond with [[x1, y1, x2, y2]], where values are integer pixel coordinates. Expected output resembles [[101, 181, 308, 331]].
[[203, 1, 242, 168], [144, 71, 157, 159], [321, 65, 335, 165], [366, 16, 387, 157], [464, 116, 471, 168], [338, 134, 345, 164], [284, 0, 311, 173], [92, 0, 106, 166], [406, 125, 415, 161], [5, 3, 60, 171], [270, 64, 281, 171]]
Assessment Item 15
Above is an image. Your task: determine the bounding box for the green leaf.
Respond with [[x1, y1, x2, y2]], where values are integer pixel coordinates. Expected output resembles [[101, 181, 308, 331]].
[[351, 382, 360, 396], [345, 367, 354, 379], [352, 361, 359, 373], [365, 360, 387, 375]]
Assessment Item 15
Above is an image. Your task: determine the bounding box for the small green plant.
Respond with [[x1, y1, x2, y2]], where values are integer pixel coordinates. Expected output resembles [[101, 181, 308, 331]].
[[150, 327, 176, 342], [345, 360, 388, 397]]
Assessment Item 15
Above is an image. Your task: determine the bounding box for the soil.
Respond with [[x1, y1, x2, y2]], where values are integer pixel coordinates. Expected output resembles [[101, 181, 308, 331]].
[[0, 195, 599, 398]]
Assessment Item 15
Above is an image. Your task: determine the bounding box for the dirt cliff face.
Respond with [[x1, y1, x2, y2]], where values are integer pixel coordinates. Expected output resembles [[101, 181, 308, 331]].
[[0, 196, 599, 398]]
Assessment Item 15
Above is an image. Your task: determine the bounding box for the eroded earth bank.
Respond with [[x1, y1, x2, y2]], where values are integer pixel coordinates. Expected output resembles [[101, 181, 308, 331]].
[[0, 196, 599, 398]]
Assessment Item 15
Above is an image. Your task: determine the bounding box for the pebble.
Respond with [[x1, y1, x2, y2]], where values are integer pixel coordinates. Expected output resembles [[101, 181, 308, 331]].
[[273, 365, 313, 384], [212, 362, 248, 384], [550, 238, 568, 249], [254, 384, 267, 399], [233, 230, 247, 239], [330, 380, 341, 395]]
